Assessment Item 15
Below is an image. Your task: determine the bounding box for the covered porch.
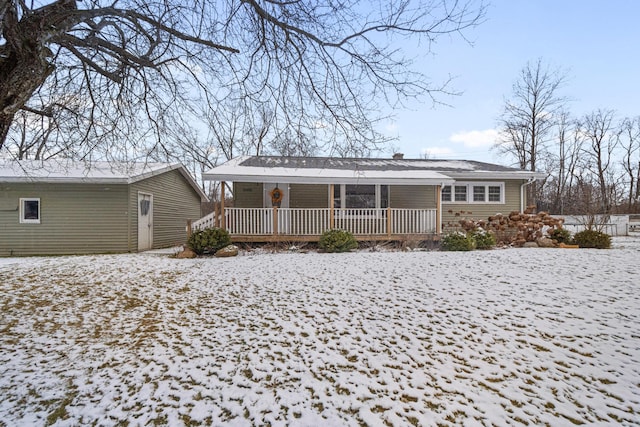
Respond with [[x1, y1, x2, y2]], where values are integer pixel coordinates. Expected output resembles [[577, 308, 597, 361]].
[[198, 156, 456, 242]]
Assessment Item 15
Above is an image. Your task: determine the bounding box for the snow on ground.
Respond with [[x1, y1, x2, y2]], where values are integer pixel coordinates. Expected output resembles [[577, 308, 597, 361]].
[[1, 238, 639, 426]]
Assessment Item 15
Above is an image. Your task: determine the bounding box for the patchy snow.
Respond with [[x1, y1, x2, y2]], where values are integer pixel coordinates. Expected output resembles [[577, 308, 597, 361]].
[[1, 238, 639, 426]]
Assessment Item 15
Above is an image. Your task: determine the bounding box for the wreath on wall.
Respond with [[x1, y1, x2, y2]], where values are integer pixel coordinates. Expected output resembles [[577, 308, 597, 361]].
[[270, 186, 283, 206]]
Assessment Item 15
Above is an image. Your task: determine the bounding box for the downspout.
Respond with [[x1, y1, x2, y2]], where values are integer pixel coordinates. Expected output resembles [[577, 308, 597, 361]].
[[220, 181, 226, 230], [127, 184, 132, 252], [520, 177, 537, 213], [436, 184, 443, 235]]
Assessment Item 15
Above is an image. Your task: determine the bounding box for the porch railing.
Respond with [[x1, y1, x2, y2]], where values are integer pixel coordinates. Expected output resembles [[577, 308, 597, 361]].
[[192, 207, 437, 237]]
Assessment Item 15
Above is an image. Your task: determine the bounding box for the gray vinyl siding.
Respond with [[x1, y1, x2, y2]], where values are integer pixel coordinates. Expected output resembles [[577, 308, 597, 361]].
[[389, 185, 436, 209], [290, 184, 328, 208], [0, 183, 130, 256], [442, 180, 522, 227], [233, 182, 263, 208], [130, 169, 202, 249]]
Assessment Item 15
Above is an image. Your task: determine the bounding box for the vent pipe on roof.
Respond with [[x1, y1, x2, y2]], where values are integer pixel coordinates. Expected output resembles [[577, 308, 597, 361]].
[[392, 153, 404, 160]]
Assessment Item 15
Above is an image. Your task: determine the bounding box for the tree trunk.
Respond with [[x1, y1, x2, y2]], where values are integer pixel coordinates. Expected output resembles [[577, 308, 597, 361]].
[[0, 0, 77, 150]]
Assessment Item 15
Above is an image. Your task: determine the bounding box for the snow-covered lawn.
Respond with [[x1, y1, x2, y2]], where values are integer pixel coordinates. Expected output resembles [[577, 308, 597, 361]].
[[1, 239, 639, 426]]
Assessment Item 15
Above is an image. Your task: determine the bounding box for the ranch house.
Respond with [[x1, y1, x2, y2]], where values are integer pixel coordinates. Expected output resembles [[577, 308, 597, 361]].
[[197, 155, 546, 242]]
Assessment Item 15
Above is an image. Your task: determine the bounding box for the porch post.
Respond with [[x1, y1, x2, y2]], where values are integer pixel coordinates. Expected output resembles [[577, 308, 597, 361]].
[[273, 207, 279, 235], [214, 198, 219, 228], [329, 184, 335, 229], [436, 184, 442, 235], [220, 181, 226, 230], [387, 207, 392, 238]]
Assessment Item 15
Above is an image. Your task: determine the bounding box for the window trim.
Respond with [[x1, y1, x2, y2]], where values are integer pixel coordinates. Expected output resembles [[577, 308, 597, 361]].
[[19, 198, 41, 224], [441, 182, 505, 204]]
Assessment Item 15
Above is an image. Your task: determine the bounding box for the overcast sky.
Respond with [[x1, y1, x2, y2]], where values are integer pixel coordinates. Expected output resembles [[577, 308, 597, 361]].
[[381, 0, 640, 165]]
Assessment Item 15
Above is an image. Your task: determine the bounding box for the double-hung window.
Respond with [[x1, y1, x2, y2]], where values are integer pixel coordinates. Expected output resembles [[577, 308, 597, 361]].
[[454, 185, 468, 202], [441, 183, 504, 203], [20, 198, 41, 224]]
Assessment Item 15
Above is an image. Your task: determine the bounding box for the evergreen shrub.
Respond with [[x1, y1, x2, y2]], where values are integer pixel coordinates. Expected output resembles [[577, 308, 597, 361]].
[[440, 232, 476, 251], [547, 227, 572, 244], [319, 229, 358, 253], [573, 230, 611, 249], [188, 227, 232, 255], [470, 228, 497, 250]]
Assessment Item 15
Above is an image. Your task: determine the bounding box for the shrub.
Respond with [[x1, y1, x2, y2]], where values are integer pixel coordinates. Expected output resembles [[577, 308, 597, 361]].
[[188, 227, 232, 255], [573, 230, 611, 249], [440, 232, 476, 251], [547, 227, 572, 244], [319, 229, 358, 253], [470, 228, 496, 250]]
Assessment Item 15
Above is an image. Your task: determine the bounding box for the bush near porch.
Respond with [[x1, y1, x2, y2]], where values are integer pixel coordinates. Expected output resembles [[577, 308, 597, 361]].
[[187, 227, 232, 255]]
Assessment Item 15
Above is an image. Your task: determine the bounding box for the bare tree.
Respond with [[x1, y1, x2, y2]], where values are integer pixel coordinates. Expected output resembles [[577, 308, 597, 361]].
[[619, 116, 640, 212], [496, 58, 568, 207], [540, 109, 582, 214], [578, 109, 618, 214], [1, 0, 486, 160]]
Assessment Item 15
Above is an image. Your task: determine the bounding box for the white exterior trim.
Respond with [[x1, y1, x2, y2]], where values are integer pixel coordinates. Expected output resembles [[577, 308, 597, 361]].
[[19, 198, 41, 224]]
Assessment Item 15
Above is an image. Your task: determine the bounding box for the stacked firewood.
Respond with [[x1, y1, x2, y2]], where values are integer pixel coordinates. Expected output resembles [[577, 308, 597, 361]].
[[447, 206, 565, 246]]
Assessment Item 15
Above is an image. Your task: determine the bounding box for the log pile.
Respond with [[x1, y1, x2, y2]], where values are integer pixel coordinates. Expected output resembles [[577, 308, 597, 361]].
[[446, 206, 565, 246]]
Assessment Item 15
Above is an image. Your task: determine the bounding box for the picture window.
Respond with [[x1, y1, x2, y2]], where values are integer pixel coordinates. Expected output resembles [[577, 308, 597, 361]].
[[333, 184, 388, 210]]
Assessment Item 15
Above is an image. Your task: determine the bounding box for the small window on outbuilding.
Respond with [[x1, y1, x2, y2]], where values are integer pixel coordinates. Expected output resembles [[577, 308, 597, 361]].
[[20, 198, 40, 224]]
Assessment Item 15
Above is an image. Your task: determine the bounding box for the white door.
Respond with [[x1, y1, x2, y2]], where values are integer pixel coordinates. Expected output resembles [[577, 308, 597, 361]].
[[263, 183, 290, 234], [138, 192, 153, 251]]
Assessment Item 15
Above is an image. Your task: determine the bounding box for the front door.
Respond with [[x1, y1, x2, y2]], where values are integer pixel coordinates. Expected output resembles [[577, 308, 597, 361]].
[[263, 183, 290, 234], [138, 192, 153, 251]]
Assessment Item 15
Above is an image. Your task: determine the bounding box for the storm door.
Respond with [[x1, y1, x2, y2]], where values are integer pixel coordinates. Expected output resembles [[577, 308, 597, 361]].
[[137, 192, 153, 251]]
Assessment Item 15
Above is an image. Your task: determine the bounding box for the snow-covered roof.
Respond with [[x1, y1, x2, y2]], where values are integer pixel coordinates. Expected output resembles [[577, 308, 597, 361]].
[[0, 159, 208, 200], [202, 155, 546, 184]]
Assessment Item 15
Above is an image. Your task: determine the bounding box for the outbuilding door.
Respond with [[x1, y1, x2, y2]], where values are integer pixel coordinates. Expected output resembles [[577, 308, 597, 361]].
[[138, 192, 153, 251]]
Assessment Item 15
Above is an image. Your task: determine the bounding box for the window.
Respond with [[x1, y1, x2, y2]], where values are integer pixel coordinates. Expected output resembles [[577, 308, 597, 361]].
[[473, 186, 486, 202], [333, 184, 388, 209], [346, 184, 376, 208], [441, 185, 452, 202], [441, 183, 504, 203], [20, 198, 40, 224], [488, 186, 502, 202], [454, 185, 467, 202]]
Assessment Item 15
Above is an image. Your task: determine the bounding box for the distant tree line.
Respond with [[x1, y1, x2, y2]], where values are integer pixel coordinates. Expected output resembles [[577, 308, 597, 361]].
[[498, 59, 640, 215]]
